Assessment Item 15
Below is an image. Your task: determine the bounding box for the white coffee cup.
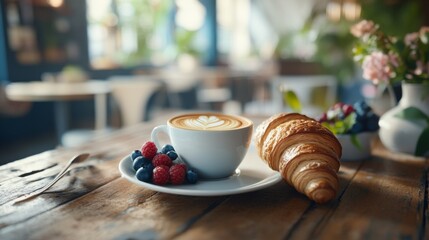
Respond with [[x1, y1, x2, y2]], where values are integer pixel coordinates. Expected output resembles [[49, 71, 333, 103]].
[[151, 113, 253, 179]]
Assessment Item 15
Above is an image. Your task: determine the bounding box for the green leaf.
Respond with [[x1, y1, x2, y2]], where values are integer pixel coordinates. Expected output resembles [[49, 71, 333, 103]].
[[283, 90, 302, 113], [350, 134, 362, 150], [321, 113, 357, 135], [394, 107, 429, 124], [321, 122, 336, 134], [334, 121, 346, 133], [343, 112, 357, 131], [415, 127, 429, 156]]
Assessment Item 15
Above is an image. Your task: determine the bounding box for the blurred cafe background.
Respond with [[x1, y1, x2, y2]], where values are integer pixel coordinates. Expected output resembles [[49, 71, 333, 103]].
[[0, 0, 428, 164]]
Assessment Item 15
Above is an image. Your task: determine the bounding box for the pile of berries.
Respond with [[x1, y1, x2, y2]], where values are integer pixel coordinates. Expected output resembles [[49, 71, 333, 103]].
[[318, 101, 379, 134], [130, 141, 198, 185]]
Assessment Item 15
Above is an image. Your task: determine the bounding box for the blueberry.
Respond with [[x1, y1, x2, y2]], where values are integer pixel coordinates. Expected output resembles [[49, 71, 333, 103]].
[[136, 167, 152, 182], [348, 122, 364, 134], [131, 150, 142, 160], [161, 144, 175, 154], [166, 150, 178, 160], [353, 101, 371, 116], [355, 113, 366, 124], [144, 162, 154, 173], [186, 170, 198, 184], [365, 112, 380, 131], [133, 156, 150, 171], [141, 157, 152, 167]]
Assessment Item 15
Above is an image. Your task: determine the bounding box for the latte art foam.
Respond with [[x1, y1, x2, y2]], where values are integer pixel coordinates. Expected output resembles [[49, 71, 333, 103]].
[[170, 114, 249, 130]]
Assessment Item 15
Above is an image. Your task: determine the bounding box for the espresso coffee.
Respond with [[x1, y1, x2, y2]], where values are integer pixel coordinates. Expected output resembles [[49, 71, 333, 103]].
[[169, 113, 251, 131]]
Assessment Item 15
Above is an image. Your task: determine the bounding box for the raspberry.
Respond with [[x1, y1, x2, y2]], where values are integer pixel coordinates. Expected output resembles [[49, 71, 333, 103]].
[[152, 154, 173, 167], [318, 112, 328, 122], [141, 141, 157, 159], [153, 166, 170, 185], [342, 104, 355, 116], [174, 163, 187, 172], [334, 102, 344, 110], [169, 164, 186, 185]]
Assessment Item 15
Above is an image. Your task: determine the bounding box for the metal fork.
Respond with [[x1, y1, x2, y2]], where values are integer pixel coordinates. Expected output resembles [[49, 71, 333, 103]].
[[13, 153, 90, 204]]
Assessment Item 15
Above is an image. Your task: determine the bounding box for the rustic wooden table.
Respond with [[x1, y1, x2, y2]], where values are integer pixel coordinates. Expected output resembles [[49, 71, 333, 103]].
[[0, 113, 428, 240]]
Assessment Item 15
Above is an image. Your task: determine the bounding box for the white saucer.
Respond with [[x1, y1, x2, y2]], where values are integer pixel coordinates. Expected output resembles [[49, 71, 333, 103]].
[[118, 146, 282, 196]]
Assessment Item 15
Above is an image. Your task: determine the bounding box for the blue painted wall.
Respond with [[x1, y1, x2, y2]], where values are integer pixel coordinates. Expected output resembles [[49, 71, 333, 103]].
[[0, 1, 87, 145], [0, 1, 8, 82]]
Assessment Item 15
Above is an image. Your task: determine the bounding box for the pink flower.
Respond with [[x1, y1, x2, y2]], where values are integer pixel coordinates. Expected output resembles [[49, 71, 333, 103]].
[[420, 26, 429, 44], [414, 61, 429, 75], [362, 52, 394, 84], [352, 19, 429, 85], [404, 32, 419, 47], [415, 61, 424, 75], [350, 20, 377, 38], [388, 53, 400, 68]]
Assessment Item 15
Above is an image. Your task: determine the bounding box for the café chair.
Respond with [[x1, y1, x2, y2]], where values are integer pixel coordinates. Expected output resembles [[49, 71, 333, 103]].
[[108, 75, 164, 127], [154, 68, 201, 109], [196, 87, 232, 111]]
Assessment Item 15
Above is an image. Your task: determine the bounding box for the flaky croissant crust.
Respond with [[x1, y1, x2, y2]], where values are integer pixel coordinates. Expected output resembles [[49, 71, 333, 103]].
[[255, 113, 342, 203], [255, 113, 311, 157]]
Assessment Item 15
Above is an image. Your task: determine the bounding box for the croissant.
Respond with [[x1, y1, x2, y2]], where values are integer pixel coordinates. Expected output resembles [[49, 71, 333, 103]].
[[255, 113, 342, 203]]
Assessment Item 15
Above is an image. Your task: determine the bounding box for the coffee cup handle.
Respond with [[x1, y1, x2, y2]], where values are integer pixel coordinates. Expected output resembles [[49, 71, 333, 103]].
[[151, 125, 169, 149]]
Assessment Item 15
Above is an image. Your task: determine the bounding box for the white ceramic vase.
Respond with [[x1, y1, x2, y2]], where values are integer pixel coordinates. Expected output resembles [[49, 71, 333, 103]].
[[378, 83, 429, 154]]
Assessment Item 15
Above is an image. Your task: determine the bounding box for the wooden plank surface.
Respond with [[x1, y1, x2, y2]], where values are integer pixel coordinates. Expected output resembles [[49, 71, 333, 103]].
[[0, 114, 428, 240]]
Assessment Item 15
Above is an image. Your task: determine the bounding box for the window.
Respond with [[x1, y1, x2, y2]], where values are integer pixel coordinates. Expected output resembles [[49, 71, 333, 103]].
[[87, 0, 212, 70], [86, 0, 173, 69]]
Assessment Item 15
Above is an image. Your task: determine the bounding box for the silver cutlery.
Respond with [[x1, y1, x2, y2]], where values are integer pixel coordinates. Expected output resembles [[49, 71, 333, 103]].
[[13, 153, 90, 204]]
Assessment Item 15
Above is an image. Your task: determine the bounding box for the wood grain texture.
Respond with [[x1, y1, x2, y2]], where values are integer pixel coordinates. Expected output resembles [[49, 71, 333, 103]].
[[293, 157, 426, 239], [0, 115, 428, 240]]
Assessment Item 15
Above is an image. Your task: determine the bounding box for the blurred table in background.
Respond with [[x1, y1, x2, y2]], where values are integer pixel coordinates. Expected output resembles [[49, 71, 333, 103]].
[[152, 63, 276, 112], [5, 80, 111, 146]]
